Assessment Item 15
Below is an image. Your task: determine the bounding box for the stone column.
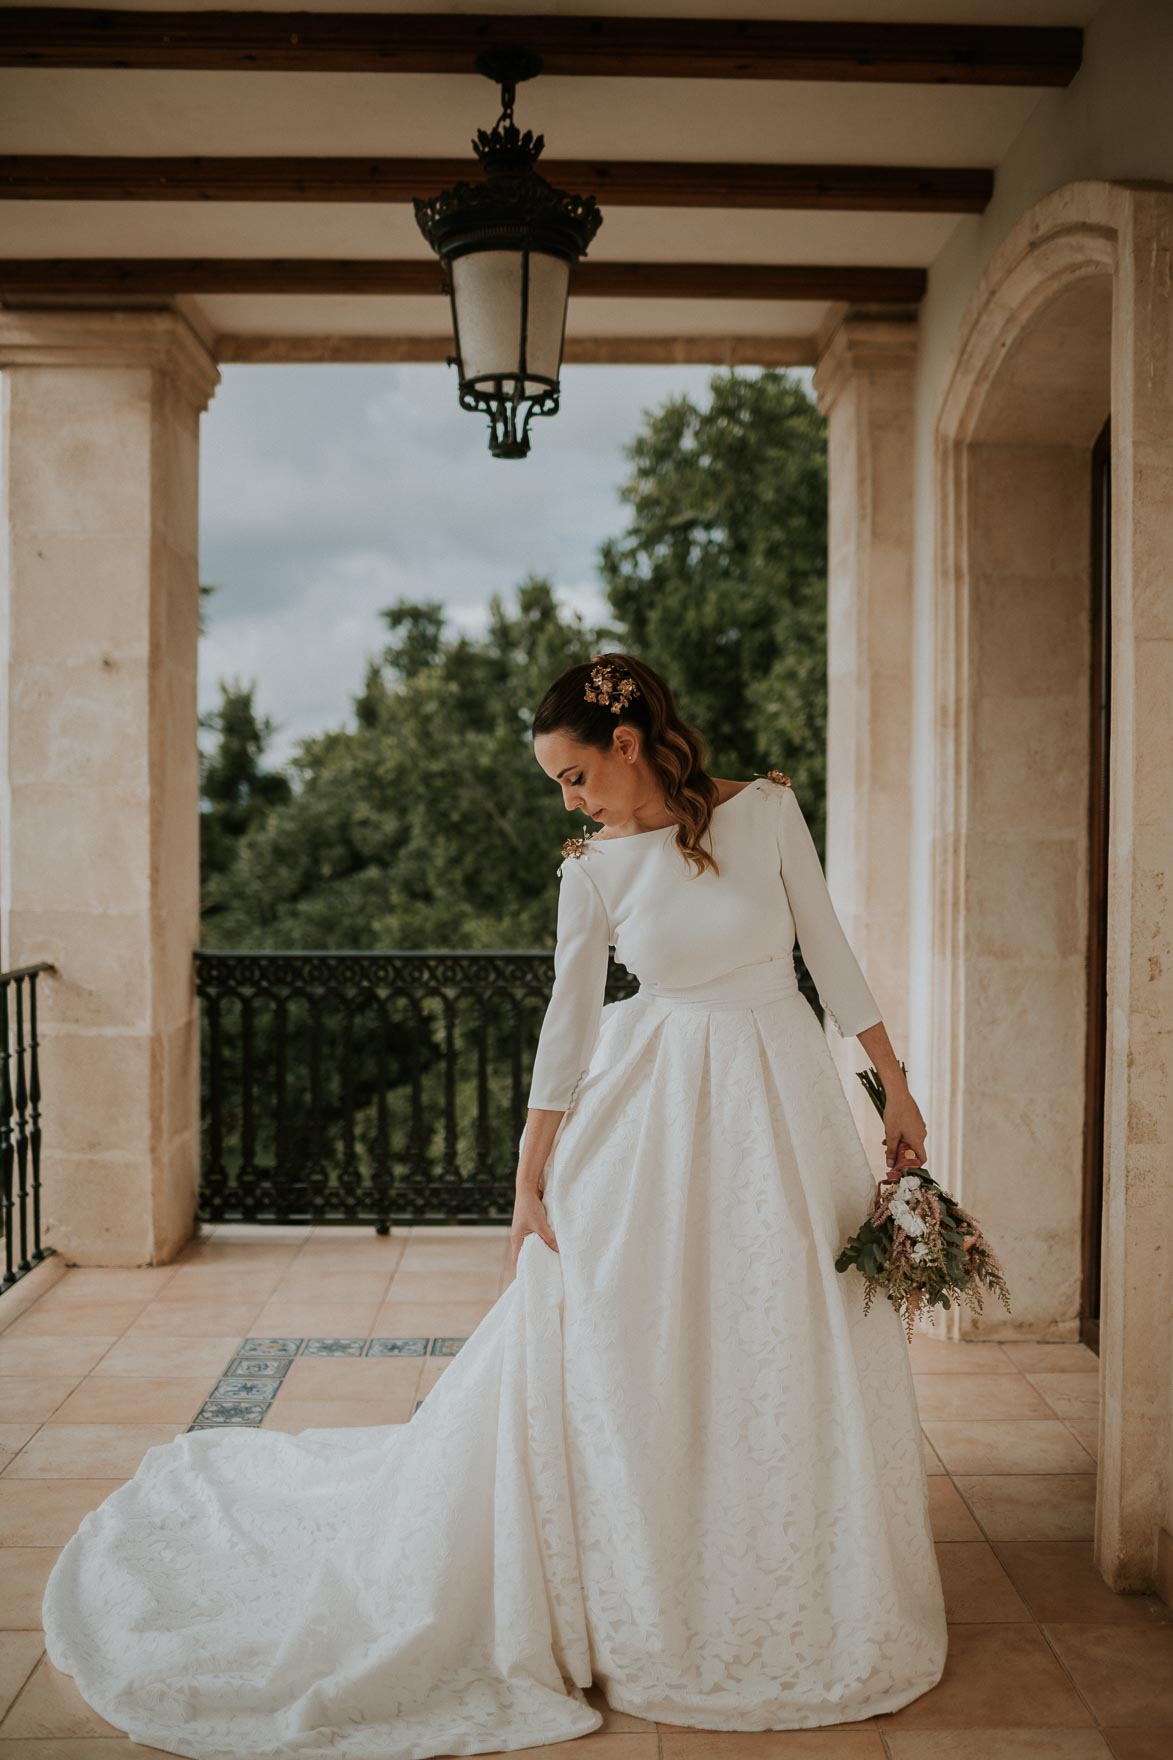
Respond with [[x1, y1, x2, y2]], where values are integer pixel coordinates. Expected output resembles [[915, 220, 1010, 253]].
[[812, 315, 918, 1145], [1098, 189, 1173, 1591], [0, 310, 220, 1264]]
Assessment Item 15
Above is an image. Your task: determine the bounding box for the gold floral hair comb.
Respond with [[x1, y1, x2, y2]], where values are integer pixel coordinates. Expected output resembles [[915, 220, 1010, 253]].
[[584, 659, 640, 715]]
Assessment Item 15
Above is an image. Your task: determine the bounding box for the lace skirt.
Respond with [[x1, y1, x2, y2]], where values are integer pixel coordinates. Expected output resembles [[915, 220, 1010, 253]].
[[40, 958, 947, 1759]]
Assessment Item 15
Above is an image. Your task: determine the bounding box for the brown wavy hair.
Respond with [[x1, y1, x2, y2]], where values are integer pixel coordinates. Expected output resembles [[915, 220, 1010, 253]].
[[531, 651, 722, 876]]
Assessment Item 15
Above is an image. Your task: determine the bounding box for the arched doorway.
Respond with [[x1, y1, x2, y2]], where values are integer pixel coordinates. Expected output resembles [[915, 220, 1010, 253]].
[[943, 267, 1113, 1341], [932, 182, 1173, 1591]]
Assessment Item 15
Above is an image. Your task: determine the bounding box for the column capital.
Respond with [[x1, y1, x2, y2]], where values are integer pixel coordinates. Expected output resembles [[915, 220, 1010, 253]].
[[0, 308, 220, 412], [812, 312, 918, 418]]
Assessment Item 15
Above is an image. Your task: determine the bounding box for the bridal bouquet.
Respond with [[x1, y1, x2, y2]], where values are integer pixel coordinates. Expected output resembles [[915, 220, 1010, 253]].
[[834, 1064, 1011, 1342]]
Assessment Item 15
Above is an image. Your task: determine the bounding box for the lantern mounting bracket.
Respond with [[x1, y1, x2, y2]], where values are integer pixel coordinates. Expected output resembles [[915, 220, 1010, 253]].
[[474, 46, 544, 112]]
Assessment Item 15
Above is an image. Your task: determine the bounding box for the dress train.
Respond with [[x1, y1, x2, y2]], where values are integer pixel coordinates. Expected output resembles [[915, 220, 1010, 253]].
[[42, 960, 947, 1758]]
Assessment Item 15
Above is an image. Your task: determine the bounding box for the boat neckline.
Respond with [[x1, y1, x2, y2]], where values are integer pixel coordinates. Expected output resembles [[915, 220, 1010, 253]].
[[582, 775, 764, 849]]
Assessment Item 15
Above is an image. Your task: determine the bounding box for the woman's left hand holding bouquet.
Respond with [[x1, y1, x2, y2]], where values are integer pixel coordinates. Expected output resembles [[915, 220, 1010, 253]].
[[857, 1023, 928, 1180]]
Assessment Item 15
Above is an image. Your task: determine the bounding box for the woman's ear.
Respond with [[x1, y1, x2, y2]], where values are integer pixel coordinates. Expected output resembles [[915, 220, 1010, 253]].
[[613, 724, 639, 763]]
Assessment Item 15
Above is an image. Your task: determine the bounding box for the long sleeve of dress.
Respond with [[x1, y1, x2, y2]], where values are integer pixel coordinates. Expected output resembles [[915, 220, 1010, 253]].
[[526, 855, 611, 1112], [774, 784, 883, 1039]]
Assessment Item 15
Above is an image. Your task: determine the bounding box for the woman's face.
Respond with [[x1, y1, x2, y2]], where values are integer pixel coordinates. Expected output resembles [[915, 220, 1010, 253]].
[[533, 727, 642, 828]]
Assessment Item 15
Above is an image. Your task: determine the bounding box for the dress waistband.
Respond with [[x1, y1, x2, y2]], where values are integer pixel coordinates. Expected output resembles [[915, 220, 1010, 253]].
[[636, 958, 801, 1010]]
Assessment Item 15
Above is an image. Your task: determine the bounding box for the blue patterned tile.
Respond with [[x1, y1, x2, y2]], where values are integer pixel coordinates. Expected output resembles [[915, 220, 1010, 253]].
[[241, 1337, 303, 1355], [226, 1353, 293, 1379], [429, 1337, 466, 1357], [188, 1415, 256, 1431], [301, 1338, 366, 1357], [196, 1399, 271, 1425], [211, 1377, 281, 1403], [366, 1337, 430, 1357]]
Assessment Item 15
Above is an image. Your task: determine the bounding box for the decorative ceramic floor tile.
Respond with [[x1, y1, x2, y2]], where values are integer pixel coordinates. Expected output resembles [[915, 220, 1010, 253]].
[[224, 1353, 295, 1378], [192, 1399, 273, 1428], [186, 1336, 467, 1431]]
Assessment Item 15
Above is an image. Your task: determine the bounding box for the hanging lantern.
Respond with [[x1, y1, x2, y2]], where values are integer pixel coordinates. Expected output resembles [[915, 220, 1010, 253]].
[[413, 48, 603, 459]]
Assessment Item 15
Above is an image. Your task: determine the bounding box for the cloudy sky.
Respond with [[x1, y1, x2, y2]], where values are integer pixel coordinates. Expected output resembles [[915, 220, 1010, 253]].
[[197, 361, 808, 769]]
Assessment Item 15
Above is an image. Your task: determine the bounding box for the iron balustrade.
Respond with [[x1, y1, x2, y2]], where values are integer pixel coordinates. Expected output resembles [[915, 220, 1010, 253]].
[[1, 961, 55, 1294], [194, 949, 638, 1228], [193, 948, 823, 1230]]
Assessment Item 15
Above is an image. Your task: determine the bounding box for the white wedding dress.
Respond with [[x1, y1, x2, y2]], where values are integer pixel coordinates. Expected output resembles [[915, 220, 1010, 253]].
[[41, 772, 947, 1758]]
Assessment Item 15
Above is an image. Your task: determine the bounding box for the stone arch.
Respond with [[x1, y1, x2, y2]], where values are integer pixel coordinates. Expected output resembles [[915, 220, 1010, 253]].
[[932, 182, 1173, 1591]]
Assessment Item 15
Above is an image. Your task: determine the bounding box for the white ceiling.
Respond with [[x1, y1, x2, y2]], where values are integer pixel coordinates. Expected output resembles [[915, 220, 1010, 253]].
[[0, 0, 1102, 360], [2, 70, 1051, 161]]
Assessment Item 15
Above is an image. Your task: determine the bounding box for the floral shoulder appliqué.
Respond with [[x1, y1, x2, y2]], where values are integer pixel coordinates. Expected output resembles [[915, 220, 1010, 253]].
[[561, 832, 594, 860], [758, 768, 793, 789]]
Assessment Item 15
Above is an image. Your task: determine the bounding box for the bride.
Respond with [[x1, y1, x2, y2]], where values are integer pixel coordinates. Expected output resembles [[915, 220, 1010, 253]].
[[42, 651, 948, 1758]]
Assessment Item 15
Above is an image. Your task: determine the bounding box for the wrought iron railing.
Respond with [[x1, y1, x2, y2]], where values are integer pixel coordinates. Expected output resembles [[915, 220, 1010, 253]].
[[194, 948, 822, 1230], [193, 949, 639, 1228], [1, 961, 55, 1294]]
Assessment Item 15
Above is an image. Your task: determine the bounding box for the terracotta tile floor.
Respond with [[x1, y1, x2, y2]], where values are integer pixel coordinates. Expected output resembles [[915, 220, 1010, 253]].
[[1, 1223, 1170, 1759]]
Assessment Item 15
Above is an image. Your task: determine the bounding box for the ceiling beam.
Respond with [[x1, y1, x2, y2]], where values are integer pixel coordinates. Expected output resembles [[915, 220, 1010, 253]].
[[0, 9, 1083, 86], [0, 156, 994, 214], [0, 260, 928, 303]]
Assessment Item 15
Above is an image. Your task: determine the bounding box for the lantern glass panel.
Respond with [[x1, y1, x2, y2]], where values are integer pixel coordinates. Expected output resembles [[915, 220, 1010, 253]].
[[451, 249, 570, 394]]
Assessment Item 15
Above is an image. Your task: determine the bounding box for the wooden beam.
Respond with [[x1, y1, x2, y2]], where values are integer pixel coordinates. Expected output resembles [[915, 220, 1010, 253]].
[[0, 156, 993, 214], [0, 259, 929, 303], [0, 9, 1083, 86]]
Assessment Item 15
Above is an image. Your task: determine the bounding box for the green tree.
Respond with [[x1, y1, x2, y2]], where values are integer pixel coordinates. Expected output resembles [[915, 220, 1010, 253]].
[[198, 579, 217, 638], [598, 368, 829, 844], [199, 680, 292, 919], [198, 578, 611, 951]]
